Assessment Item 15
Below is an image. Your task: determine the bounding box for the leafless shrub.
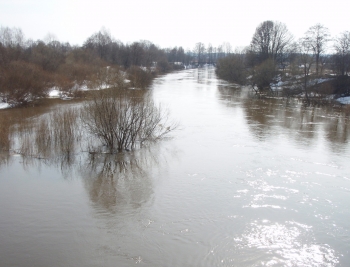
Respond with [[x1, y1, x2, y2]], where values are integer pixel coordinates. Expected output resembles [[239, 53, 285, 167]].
[[81, 88, 176, 153], [0, 61, 51, 106], [88, 65, 127, 90], [127, 66, 153, 89]]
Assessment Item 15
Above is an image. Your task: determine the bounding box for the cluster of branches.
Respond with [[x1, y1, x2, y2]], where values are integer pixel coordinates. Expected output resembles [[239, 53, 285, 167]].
[[216, 20, 350, 99], [81, 88, 176, 153]]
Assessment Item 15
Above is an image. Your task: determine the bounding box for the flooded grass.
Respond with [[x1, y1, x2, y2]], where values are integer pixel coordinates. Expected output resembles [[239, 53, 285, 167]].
[[0, 89, 175, 167], [15, 108, 81, 159], [51, 108, 81, 154], [0, 114, 12, 152], [0, 98, 83, 161]]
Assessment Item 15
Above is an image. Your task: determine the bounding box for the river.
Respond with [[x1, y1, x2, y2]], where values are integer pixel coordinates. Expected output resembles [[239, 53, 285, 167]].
[[0, 66, 349, 266]]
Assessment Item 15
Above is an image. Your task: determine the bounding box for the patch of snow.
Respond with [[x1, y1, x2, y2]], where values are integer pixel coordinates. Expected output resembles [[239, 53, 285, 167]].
[[79, 83, 89, 91], [336, 96, 350, 104], [313, 78, 332, 84], [0, 102, 10, 109], [48, 87, 60, 98]]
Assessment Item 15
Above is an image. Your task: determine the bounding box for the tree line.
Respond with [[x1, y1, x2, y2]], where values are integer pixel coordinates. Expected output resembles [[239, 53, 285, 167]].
[[2, 22, 349, 107], [0, 27, 204, 106], [215, 21, 350, 102]]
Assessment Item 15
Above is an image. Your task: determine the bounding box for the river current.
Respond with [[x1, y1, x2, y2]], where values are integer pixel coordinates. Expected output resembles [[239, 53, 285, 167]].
[[0, 67, 349, 266]]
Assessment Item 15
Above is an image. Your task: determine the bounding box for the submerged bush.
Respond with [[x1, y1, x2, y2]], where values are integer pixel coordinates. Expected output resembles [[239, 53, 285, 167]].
[[81, 88, 175, 153]]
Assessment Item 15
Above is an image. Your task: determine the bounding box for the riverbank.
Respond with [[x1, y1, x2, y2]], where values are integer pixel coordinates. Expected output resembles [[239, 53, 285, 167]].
[[0, 64, 186, 110]]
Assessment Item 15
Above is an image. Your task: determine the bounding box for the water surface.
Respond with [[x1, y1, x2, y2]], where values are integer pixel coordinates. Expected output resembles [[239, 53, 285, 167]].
[[1, 67, 349, 266]]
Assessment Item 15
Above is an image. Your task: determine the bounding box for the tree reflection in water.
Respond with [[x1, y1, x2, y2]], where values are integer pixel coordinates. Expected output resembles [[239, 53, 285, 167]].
[[80, 147, 161, 213], [217, 86, 350, 153]]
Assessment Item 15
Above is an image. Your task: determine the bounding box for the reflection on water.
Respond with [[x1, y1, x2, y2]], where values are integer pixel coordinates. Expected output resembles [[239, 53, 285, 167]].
[[80, 148, 161, 213], [217, 86, 350, 152], [0, 67, 349, 266]]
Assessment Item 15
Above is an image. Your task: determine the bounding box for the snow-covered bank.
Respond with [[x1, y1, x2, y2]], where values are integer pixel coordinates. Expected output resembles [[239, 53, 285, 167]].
[[48, 88, 60, 98], [336, 96, 350, 104]]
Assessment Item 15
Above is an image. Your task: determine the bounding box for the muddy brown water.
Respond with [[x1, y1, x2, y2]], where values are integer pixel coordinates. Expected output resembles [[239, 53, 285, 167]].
[[0, 67, 349, 266]]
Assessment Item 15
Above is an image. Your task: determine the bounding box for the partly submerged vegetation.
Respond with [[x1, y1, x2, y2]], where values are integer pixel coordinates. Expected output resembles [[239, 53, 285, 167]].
[[0, 27, 180, 155], [0, 90, 176, 160], [82, 88, 176, 153]]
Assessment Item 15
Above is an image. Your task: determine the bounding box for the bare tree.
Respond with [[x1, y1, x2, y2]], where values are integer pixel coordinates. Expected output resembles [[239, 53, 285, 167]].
[[250, 20, 293, 63], [333, 31, 350, 76], [43, 33, 58, 45], [194, 42, 206, 65], [217, 45, 223, 60], [207, 43, 213, 64], [176, 46, 185, 64], [83, 28, 113, 61], [298, 38, 315, 103], [222, 42, 232, 55], [28, 40, 66, 72], [129, 42, 144, 66], [302, 24, 330, 76], [212, 47, 217, 63], [0, 26, 25, 47]]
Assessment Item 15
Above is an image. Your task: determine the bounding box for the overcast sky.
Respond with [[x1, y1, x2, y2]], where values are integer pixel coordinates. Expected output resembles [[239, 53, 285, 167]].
[[1, 0, 349, 50]]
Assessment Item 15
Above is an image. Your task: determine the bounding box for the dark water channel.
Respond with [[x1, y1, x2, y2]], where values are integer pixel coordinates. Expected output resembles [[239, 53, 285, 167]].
[[1, 67, 350, 266]]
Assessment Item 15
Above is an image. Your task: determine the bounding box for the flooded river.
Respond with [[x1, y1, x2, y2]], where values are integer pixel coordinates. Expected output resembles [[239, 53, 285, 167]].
[[1, 67, 349, 266]]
